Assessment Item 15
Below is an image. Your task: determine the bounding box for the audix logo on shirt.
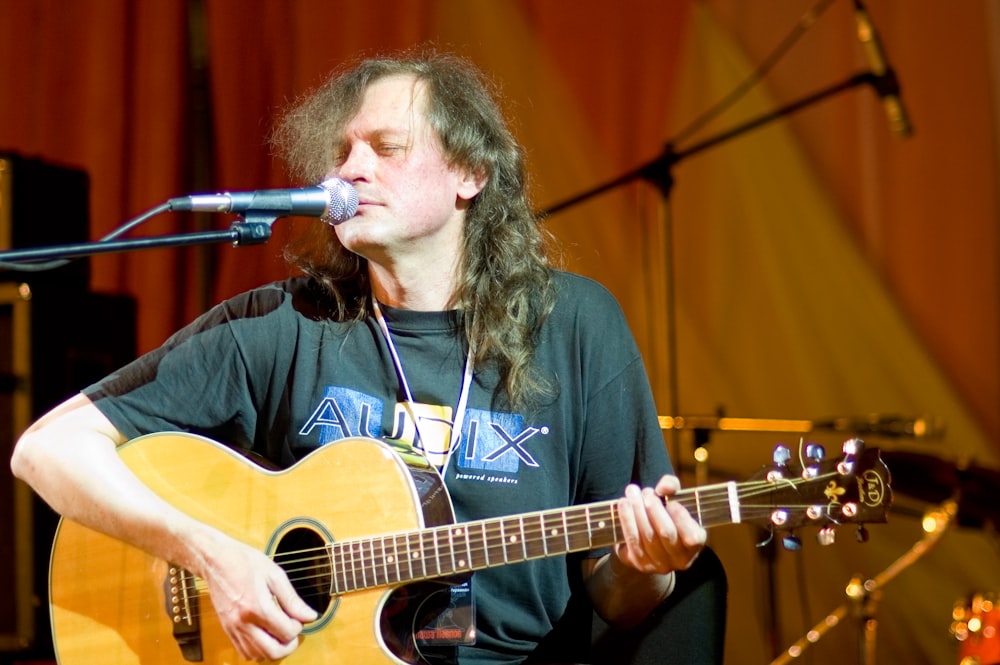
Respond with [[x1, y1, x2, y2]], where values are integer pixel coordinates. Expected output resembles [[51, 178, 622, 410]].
[[298, 385, 549, 479]]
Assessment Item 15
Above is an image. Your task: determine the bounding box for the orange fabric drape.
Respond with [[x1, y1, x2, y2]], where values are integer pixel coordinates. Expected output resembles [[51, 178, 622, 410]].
[[203, 0, 447, 303], [2, 2, 998, 664], [703, 0, 1000, 463], [0, 1, 191, 352], [3, 2, 994, 451]]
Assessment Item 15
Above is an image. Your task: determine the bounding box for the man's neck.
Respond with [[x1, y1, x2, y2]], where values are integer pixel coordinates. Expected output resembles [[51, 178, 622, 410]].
[[369, 256, 461, 311]]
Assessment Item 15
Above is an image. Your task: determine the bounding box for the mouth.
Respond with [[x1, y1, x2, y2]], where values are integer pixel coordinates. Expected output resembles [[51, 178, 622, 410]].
[[356, 199, 383, 212]]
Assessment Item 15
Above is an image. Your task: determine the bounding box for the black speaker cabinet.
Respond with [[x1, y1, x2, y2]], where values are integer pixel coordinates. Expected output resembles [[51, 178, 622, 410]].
[[0, 153, 91, 289], [0, 282, 136, 658]]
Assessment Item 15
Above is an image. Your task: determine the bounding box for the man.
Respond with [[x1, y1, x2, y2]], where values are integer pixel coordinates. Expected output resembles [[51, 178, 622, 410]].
[[11, 50, 707, 664]]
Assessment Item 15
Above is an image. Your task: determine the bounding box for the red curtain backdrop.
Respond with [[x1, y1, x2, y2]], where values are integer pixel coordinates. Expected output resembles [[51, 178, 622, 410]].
[[2, 2, 998, 663]]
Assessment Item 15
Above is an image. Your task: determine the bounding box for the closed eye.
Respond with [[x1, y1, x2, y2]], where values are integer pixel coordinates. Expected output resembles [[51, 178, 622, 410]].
[[376, 143, 406, 156]]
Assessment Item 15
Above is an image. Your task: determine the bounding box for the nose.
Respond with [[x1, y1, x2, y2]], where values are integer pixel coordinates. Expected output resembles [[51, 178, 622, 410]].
[[334, 144, 373, 182]]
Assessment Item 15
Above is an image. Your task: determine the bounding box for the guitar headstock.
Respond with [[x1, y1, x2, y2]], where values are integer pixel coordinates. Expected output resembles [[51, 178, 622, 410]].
[[744, 438, 892, 547]]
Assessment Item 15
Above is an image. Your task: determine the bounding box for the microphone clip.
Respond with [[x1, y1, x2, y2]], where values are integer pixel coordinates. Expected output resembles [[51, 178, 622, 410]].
[[229, 213, 275, 247]]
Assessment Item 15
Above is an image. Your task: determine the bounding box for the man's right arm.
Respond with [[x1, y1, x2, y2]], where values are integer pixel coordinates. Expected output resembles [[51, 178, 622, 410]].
[[9, 393, 316, 661]]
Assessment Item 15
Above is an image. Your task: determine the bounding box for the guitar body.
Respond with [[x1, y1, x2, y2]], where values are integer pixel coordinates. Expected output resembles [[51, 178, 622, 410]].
[[49, 433, 454, 665]]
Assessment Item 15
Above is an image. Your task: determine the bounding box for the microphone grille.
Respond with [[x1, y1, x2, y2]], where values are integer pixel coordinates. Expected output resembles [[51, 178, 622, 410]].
[[319, 178, 359, 225]]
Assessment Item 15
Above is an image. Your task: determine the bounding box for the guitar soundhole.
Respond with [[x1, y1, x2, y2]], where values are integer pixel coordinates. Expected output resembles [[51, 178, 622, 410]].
[[273, 526, 333, 616]]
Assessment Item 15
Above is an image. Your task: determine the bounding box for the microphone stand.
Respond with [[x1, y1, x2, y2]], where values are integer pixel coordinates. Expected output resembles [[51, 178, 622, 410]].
[[0, 211, 279, 265], [538, 69, 887, 473]]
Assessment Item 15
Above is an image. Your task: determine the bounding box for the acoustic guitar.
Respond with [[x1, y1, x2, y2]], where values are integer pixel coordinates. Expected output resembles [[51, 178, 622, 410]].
[[48, 432, 891, 664]]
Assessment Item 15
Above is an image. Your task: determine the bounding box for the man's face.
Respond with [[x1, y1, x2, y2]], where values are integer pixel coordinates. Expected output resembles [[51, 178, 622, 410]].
[[327, 74, 483, 267]]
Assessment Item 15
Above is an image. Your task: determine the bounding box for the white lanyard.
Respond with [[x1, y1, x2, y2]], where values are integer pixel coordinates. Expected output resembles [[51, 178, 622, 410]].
[[372, 299, 474, 472]]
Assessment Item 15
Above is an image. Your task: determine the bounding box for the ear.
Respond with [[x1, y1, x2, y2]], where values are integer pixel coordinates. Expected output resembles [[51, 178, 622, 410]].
[[456, 167, 487, 202]]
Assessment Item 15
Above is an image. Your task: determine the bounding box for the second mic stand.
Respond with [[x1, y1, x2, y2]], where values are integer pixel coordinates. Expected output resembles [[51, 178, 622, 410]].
[[541, 70, 884, 467], [769, 500, 958, 665]]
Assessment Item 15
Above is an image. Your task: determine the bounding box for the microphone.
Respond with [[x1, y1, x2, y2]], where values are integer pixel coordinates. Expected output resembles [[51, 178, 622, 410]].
[[853, 0, 913, 138], [168, 178, 359, 225]]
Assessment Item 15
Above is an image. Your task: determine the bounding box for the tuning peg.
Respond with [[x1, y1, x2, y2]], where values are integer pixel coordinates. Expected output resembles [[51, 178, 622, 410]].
[[768, 445, 792, 481], [856, 525, 870, 543], [801, 443, 825, 479], [838, 438, 864, 475], [772, 445, 792, 467], [782, 534, 802, 551], [816, 527, 836, 546], [842, 437, 864, 456], [805, 443, 825, 462]]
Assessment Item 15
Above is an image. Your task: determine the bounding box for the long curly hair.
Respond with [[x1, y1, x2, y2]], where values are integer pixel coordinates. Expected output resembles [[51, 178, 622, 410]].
[[271, 49, 556, 409]]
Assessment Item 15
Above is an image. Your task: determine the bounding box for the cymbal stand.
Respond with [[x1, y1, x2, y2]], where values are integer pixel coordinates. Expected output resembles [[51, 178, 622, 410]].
[[769, 500, 958, 665]]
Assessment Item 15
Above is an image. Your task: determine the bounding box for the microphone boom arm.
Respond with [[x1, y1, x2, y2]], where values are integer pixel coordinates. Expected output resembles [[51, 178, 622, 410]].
[[538, 71, 878, 218], [0, 210, 278, 267]]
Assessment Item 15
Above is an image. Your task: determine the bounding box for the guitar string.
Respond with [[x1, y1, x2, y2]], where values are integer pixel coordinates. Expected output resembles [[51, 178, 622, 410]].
[[169, 470, 866, 621], [170, 494, 843, 624], [281, 504, 839, 589], [182, 472, 850, 593], [175, 510, 855, 622]]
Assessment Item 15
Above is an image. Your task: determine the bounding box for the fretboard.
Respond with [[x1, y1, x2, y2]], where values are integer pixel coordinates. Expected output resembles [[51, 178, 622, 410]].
[[326, 481, 741, 595]]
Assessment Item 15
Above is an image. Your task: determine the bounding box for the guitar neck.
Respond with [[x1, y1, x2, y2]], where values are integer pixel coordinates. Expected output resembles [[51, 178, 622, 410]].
[[328, 482, 740, 594]]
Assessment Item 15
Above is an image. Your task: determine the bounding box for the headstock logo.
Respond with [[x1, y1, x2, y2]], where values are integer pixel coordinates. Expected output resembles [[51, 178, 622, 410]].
[[858, 470, 887, 507]]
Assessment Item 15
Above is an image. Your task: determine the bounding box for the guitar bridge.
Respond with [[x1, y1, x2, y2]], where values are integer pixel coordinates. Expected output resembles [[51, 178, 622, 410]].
[[163, 564, 203, 662]]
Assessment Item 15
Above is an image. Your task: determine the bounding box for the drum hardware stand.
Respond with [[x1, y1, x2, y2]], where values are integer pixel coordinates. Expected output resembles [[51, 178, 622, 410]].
[[769, 499, 958, 665], [658, 412, 941, 659]]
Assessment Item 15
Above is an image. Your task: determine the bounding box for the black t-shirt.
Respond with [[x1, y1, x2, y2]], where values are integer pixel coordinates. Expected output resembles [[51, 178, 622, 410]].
[[86, 270, 670, 664]]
